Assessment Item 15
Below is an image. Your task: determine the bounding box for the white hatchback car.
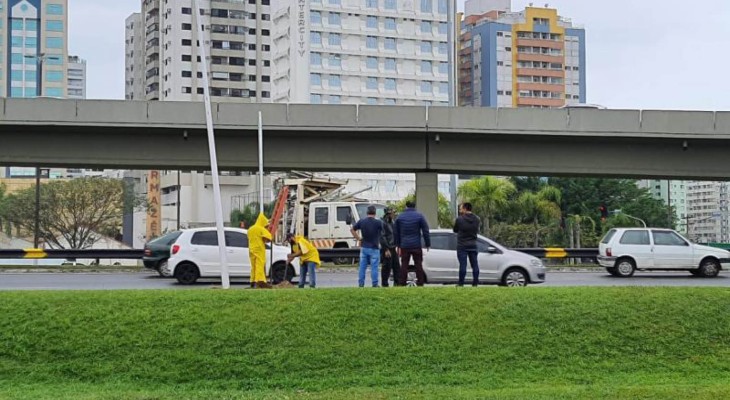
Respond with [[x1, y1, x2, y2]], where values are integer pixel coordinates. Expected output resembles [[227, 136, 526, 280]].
[[598, 228, 730, 277], [410, 229, 546, 287], [161, 228, 299, 285]]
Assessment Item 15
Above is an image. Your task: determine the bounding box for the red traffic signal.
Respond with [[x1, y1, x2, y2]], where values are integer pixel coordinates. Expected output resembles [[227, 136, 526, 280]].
[[599, 204, 608, 221]]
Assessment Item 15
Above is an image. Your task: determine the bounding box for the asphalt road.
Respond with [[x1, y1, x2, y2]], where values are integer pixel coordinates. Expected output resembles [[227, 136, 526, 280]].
[[1, 271, 729, 291]]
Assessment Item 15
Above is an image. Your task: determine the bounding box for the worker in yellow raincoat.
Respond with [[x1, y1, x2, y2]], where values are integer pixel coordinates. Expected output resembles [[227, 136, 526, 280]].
[[286, 233, 320, 288], [248, 212, 272, 288]]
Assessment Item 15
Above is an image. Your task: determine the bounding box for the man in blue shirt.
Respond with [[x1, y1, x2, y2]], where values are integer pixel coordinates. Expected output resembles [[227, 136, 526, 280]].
[[394, 201, 430, 286], [350, 205, 383, 287]]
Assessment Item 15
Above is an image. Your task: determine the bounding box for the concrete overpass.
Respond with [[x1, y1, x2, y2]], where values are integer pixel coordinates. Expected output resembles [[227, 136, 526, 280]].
[[2, 98, 730, 225]]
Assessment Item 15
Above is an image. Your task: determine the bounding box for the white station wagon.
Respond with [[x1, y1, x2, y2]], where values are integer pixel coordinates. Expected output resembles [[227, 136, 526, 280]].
[[598, 228, 730, 277]]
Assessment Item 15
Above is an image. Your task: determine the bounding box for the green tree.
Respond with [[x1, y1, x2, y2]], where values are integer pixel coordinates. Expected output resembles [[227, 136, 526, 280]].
[[515, 186, 562, 247], [1, 178, 140, 249], [457, 176, 516, 236], [230, 201, 275, 229], [392, 193, 453, 228]]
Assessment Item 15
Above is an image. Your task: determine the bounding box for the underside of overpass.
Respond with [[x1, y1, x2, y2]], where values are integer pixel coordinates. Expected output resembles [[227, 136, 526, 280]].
[[3, 99, 730, 225]]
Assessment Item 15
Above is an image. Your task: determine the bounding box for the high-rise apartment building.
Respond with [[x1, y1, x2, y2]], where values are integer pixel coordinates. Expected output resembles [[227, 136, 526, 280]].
[[125, 13, 145, 100], [66, 54, 85, 99], [271, 0, 450, 106], [127, 0, 273, 103], [1, 0, 68, 98], [686, 181, 730, 243], [638, 179, 688, 234], [459, 0, 585, 108]]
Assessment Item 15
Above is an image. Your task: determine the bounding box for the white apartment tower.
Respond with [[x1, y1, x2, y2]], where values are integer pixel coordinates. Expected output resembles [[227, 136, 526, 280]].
[[272, 0, 450, 105], [66, 55, 85, 99], [129, 0, 273, 102], [687, 181, 730, 244], [125, 13, 145, 100]]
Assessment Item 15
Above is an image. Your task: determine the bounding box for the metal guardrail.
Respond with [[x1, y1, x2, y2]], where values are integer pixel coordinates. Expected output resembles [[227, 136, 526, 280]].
[[0, 248, 598, 260]]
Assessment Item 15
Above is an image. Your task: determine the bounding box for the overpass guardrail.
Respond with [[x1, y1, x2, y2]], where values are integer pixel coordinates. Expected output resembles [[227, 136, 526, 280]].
[[0, 248, 599, 261]]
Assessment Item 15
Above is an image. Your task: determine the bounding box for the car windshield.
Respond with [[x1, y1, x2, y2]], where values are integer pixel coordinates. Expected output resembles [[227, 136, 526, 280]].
[[355, 203, 386, 219], [149, 231, 182, 245]]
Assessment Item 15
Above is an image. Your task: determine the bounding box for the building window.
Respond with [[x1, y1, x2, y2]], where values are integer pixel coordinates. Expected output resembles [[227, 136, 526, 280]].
[[367, 16, 378, 29], [311, 94, 322, 103], [385, 0, 396, 9], [47, 4, 64, 15], [420, 0, 432, 13], [311, 11, 321, 24], [310, 31, 322, 46], [46, 37, 63, 49], [182, 7, 192, 14], [329, 95, 341, 104], [421, 41, 432, 54], [310, 52, 322, 66], [385, 78, 396, 91], [366, 36, 378, 49], [385, 17, 396, 30], [10, 70, 22, 81], [182, 71, 192, 78], [328, 12, 341, 26], [366, 0, 378, 8], [47, 88, 63, 97], [46, 20, 63, 32], [421, 60, 432, 74], [439, 82, 448, 94], [182, 54, 192, 61], [420, 21, 431, 34], [385, 98, 396, 105], [311, 73, 322, 86], [329, 75, 342, 88], [27, 20, 39, 31], [11, 36, 22, 47], [439, 42, 447, 55], [385, 37, 396, 51], [329, 54, 342, 68], [182, 39, 192, 46], [328, 0, 341, 5], [25, 70, 37, 81], [438, 62, 448, 74], [182, 23, 192, 30], [421, 81, 432, 93], [329, 33, 341, 46], [366, 57, 378, 69], [366, 77, 378, 90], [366, 98, 377, 105], [385, 58, 396, 71], [46, 71, 64, 82], [438, 0, 448, 14], [438, 23, 447, 35]]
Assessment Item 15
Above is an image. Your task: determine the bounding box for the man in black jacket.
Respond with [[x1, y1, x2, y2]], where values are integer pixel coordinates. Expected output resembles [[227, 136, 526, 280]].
[[453, 202, 481, 286], [379, 207, 400, 287]]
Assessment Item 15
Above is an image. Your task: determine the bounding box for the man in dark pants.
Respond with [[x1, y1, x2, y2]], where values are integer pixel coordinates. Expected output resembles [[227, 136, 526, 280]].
[[394, 201, 430, 287], [380, 207, 400, 287], [453, 202, 481, 286]]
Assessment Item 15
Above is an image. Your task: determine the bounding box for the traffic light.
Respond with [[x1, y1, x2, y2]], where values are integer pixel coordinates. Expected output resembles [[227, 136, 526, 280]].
[[599, 204, 608, 222]]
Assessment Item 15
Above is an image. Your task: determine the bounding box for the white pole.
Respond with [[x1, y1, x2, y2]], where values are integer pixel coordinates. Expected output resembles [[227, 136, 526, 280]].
[[258, 111, 264, 212], [447, 0, 459, 218], [193, 0, 230, 289]]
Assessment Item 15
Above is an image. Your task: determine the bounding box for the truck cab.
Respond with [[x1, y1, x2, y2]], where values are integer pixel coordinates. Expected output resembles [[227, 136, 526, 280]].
[[308, 202, 387, 245]]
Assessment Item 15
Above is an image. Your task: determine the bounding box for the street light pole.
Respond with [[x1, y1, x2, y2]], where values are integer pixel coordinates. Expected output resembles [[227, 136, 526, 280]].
[[26, 53, 45, 248]]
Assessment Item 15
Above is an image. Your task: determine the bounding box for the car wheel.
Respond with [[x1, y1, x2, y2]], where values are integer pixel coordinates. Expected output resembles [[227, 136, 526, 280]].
[[698, 259, 721, 278], [272, 262, 295, 284], [605, 267, 619, 276], [501, 268, 528, 287], [614, 258, 635, 278], [174, 263, 200, 285]]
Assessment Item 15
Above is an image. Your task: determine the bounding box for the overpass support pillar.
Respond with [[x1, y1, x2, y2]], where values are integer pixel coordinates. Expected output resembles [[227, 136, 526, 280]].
[[416, 172, 439, 228]]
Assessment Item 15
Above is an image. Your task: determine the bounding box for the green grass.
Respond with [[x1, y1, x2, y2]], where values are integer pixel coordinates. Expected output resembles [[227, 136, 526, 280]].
[[1, 288, 729, 399]]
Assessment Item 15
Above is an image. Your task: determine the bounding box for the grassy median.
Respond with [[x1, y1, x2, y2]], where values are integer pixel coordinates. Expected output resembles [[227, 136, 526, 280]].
[[0, 287, 729, 399]]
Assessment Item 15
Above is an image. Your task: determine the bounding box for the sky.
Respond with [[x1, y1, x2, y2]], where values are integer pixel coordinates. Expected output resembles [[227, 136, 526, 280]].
[[70, 0, 730, 110]]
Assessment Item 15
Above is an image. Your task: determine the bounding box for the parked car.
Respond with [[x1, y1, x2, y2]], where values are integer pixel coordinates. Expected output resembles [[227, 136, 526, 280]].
[[402, 229, 546, 287], [161, 227, 299, 285], [143, 231, 182, 275], [598, 228, 730, 277]]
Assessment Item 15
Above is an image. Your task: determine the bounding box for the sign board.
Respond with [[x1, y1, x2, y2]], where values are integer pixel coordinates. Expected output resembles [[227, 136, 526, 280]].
[[146, 170, 161, 241]]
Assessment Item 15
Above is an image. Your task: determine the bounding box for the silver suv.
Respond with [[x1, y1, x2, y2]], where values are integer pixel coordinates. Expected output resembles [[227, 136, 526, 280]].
[[598, 228, 730, 277]]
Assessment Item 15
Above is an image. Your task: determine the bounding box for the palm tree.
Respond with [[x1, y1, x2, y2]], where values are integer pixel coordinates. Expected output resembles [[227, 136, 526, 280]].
[[457, 177, 516, 236], [516, 186, 562, 247]]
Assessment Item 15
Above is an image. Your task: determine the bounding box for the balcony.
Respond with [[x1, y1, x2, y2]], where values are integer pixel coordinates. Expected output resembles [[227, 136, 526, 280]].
[[516, 97, 565, 108], [516, 68, 564, 78], [516, 39, 563, 50]]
